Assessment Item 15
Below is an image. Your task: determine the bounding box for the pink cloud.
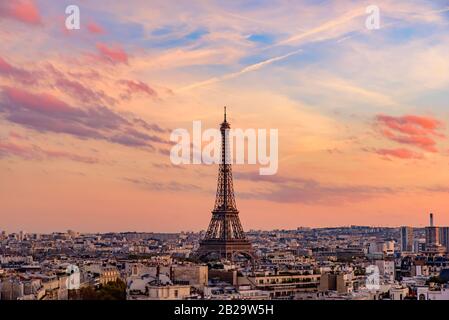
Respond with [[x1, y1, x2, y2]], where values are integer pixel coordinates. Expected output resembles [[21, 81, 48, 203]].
[[0, 57, 14, 73], [54, 77, 116, 105], [87, 21, 105, 34], [9, 131, 28, 140], [42, 63, 116, 105], [0, 141, 34, 159], [0, 87, 169, 149], [377, 114, 443, 137], [0, 0, 41, 25], [118, 79, 157, 99], [386, 133, 438, 153], [96, 43, 128, 64], [375, 148, 423, 160], [0, 56, 39, 84], [1, 59, 115, 106], [2, 86, 76, 114], [376, 114, 445, 153], [7, 130, 31, 143]]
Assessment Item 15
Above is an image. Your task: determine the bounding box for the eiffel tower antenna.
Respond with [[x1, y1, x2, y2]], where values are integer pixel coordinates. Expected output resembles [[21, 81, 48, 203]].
[[197, 108, 255, 262]]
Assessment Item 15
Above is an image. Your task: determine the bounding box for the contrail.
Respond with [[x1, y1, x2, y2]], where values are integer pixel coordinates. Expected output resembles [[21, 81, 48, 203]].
[[177, 49, 302, 92], [176, 5, 449, 92], [176, 8, 364, 92], [277, 8, 364, 46]]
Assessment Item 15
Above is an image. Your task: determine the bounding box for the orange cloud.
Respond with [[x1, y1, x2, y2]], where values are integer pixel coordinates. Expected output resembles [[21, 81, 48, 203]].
[[375, 148, 423, 160]]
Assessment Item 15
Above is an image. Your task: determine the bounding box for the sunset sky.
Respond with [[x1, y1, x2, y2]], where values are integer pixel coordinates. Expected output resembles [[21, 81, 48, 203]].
[[1, 0, 449, 233]]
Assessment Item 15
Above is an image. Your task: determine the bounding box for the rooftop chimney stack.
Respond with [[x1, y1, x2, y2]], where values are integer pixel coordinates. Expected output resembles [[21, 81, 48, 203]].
[[430, 213, 434, 227]]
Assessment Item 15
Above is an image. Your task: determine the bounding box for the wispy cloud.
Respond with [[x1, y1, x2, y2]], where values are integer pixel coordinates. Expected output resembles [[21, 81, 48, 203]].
[[277, 8, 364, 46], [118, 79, 158, 100], [95, 43, 129, 64], [374, 148, 423, 160], [235, 171, 395, 204], [0, 86, 168, 149], [0, 140, 99, 164], [124, 177, 201, 192], [178, 49, 302, 91]]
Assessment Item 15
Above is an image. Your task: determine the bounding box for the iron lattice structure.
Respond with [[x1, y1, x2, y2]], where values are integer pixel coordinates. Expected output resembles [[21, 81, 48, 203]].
[[197, 108, 255, 261]]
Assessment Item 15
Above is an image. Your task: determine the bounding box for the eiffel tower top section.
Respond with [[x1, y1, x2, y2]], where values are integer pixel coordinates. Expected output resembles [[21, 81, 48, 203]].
[[213, 107, 237, 212], [220, 106, 230, 130]]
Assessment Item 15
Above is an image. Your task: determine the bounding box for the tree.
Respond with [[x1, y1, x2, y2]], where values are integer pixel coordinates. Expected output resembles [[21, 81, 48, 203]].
[[76, 279, 127, 300], [97, 279, 127, 300]]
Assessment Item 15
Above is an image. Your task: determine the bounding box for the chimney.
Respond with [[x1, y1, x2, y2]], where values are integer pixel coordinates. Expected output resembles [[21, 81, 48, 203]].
[[430, 213, 434, 227], [170, 266, 174, 282]]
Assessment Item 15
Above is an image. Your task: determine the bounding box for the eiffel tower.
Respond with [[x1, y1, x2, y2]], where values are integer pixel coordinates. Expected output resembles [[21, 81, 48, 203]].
[[197, 107, 255, 261]]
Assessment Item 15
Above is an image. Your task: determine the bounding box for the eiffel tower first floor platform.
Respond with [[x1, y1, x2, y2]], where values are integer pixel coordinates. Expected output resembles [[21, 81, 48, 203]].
[[196, 239, 257, 262]]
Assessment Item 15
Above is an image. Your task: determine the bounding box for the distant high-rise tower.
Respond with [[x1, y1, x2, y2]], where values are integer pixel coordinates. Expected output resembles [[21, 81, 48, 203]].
[[197, 107, 255, 261], [423, 212, 447, 257], [439, 227, 449, 252], [425, 212, 439, 246], [400, 226, 414, 252]]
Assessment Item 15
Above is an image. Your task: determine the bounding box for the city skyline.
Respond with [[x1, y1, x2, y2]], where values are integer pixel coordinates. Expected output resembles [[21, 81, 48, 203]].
[[2, 221, 449, 302], [1, 213, 446, 234], [2, 0, 449, 233]]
